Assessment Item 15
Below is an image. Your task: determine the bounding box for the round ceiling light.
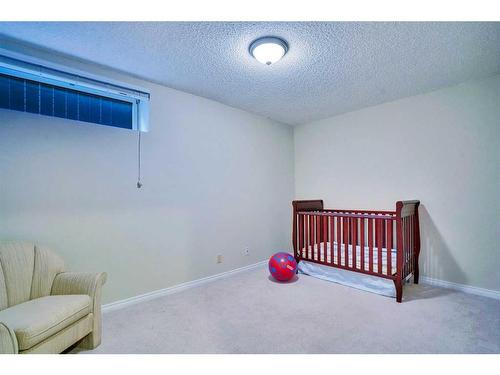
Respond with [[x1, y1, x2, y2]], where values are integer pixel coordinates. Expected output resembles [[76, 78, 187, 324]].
[[249, 36, 288, 65]]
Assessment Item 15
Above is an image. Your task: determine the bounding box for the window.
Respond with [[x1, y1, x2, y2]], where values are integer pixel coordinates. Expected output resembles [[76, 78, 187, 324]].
[[0, 52, 150, 131]]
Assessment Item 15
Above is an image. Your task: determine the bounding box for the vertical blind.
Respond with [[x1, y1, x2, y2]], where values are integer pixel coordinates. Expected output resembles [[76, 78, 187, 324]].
[[0, 73, 134, 129]]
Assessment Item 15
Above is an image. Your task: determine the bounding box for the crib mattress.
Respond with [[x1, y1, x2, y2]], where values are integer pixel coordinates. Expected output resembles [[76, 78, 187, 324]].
[[298, 260, 397, 298], [300, 242, 397, 275]]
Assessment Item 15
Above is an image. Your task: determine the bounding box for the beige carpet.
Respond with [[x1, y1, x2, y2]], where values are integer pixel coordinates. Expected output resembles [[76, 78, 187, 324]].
[[73, 265, 500, 354]]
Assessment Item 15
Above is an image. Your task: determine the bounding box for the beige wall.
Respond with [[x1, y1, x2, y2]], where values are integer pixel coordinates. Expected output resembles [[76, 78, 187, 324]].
[[294, 75, 500, 291], [0, 51, 295, 304]]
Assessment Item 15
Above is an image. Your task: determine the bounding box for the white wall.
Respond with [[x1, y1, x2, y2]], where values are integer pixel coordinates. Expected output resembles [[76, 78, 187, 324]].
[[0, 52, 295, 304], [294, 75, 500, 291], [1, 42, 497, 303]]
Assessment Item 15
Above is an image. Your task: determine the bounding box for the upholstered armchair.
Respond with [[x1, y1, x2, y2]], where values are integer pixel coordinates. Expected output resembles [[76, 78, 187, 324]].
[[0, 242, 107, 354]]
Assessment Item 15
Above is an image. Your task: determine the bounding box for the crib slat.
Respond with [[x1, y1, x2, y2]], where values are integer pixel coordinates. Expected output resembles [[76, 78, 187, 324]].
[[377, 219, 383, 274], [409, 216, 412, 276], [410, 215, 414, 276], [318, 215, 322, 262], [323, 215, 328, 263], [313, 215, 317, 261], [312, 215, 316, 261], [315, 215, 320, 260], [375, 219, 379, 272], [330, 216, 334, 265], [306, 215, 311, 260], [352, 217, 357, 269], [408, 215, 411, 276], [404, 217, 408, 277], [387, 219, 392, 275], [360, 218, 365, 271], [303, 215, 306, 260], [368, 218, 373, 272], [403, 217, 406, 277], [384, 220, 388, 249], [336, 217, 341, 266], [407, 216, 411, 277], [343, 217, 348, 267], [309, 215, 313, 259], [381, 220, 385, 247], [340, 217, 344, 266], [412, 214, 415, 275], [402, 217, 405, 277], [298, 214, 304, 259], [311, 215, 315, 260], [407, 216, 410, 277], [318, 215, 321, 261], [374, 218, 378, 272]]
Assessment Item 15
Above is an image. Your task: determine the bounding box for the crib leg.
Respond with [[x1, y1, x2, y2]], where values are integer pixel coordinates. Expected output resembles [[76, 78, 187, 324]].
[[295, 257, 300, 273], [394, 279, 403, 303]]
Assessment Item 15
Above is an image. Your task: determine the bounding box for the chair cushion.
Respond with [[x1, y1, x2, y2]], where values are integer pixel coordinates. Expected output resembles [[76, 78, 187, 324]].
[[0, 295, 91, 350]]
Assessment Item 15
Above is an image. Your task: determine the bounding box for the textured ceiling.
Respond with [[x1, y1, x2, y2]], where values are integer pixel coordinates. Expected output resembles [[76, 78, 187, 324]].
[[0, 22, 499, 125]]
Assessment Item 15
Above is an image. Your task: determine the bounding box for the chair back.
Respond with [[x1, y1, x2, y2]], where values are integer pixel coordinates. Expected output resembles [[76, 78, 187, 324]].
[[0, 242, 64, 309]]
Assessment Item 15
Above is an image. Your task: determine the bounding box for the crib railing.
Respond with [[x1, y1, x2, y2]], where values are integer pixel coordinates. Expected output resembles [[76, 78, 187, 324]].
[[294, 209, 397, 278], [292, 200, 420, 302]]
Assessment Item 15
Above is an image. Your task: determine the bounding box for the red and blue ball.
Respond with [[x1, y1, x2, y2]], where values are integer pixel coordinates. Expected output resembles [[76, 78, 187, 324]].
[[268, 252, 298, 281]]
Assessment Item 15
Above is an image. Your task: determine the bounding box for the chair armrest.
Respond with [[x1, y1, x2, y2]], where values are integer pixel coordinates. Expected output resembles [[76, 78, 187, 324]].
[[0, 322, 18, 354], [51, 272, 107, 312]]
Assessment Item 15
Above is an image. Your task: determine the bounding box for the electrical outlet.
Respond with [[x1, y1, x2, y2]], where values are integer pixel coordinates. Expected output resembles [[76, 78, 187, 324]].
[[216, 254, 223, 264], [244, 248, 250, 256]]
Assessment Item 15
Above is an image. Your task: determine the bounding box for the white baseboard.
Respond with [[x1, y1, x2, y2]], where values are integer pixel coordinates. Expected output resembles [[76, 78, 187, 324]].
[[102, 260, 267, 313], [420, 276, 500, 300], [103, 262, 499, 313]]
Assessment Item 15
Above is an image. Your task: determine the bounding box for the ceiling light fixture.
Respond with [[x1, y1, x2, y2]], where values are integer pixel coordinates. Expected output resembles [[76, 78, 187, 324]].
[[249, 37, 288, 65]]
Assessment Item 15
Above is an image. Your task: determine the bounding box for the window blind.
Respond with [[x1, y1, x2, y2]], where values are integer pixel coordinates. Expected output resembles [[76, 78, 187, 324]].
[[0, 73, 133, 129], [0, 51, 150, 131]]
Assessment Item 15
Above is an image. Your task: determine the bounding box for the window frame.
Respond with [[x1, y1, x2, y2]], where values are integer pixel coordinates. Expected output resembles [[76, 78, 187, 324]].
[[0, 50, 150, 132]]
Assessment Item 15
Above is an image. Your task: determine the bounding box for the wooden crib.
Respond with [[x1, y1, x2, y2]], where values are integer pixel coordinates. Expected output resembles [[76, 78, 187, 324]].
[[292, 200, 420, 302]]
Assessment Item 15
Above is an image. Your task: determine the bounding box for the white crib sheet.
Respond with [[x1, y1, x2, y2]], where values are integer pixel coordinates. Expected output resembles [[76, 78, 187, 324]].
[[300, 241, 397, 275]]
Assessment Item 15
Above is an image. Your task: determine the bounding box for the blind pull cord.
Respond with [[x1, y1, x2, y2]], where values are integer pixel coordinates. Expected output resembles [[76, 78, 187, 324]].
[[137, 130, 142, 189]]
